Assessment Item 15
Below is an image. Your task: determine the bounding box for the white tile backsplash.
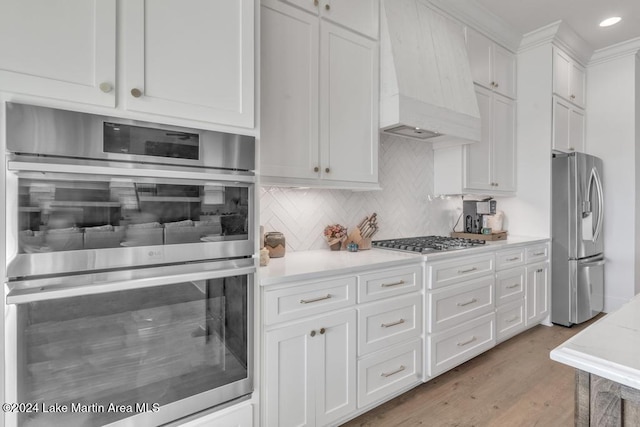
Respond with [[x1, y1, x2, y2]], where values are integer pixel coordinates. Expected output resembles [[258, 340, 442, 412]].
[[260, 133, 461, 251]]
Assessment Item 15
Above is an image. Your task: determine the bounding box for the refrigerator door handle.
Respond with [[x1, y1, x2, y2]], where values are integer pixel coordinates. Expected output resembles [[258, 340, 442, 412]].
[[579, 259, 606, 267], [592, 167, 604, 243]]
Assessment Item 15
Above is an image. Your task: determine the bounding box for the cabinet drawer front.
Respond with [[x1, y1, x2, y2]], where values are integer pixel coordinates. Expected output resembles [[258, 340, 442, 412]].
[[526, 243, 549, 264], [496, 267, 525, 305], [358, 294, 422, 355], [428, 254, 494, 289], [495, 248, 525, 270], [264, 277, 356, 325], [496, 299, 526, 342], [429, 313, 495, 377], [428, 276, 494, 333], [357, 339, 422, 409], [358, 265, 422, 303]]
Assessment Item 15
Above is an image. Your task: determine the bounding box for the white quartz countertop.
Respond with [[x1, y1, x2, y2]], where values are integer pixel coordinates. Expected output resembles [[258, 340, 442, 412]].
[[550, 294, 640, 390], [259, 235, 549, 286]]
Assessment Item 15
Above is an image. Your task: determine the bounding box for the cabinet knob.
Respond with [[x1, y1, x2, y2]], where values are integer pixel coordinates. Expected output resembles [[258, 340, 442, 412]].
[[325, 4, 330, 10], [536, 268, 544, 273], [568, 147, 575, 151], [313, 0, 318, 5], [494, 82, 499, 88], [130, 88, 143, 98], [495, 182, 499, 187], [490, 81, 496, 87], [313, 166, 319, 172], [99, 82, 113, 93], [325, 167, 330, 173], [310, 330, 316, 337], [320, 328, 326, 334], [570, 94, 576, 100]]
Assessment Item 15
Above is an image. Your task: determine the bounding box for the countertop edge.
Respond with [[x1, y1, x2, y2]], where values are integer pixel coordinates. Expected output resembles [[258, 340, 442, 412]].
[[550, 346, 640, 390]]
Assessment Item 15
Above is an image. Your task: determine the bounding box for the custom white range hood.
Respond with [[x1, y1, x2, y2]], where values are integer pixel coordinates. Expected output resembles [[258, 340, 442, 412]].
[[380, 0, 481, 145]]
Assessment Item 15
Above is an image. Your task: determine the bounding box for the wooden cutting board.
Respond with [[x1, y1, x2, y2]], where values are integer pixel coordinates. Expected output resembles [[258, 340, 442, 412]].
[[451, 231, 507, 241]]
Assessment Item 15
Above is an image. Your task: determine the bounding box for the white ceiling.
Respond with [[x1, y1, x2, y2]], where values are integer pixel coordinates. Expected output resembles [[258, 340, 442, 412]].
[[475, 0, 640, 51]]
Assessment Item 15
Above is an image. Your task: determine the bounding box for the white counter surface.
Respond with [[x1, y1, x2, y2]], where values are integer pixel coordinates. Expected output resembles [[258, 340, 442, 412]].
[[550, 294, 640, 390], [259, 235, 548, 286]]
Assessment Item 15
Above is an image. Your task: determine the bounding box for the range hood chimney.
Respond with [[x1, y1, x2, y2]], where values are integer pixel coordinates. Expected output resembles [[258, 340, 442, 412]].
[[380, 0, 481, 145]]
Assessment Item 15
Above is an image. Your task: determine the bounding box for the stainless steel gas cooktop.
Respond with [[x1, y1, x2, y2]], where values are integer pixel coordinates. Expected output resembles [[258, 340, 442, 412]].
[[372, 235, 486, 254]]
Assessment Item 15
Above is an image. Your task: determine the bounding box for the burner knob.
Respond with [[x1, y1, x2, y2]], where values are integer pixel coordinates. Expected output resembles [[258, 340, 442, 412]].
[[413, 247, 423, 252]]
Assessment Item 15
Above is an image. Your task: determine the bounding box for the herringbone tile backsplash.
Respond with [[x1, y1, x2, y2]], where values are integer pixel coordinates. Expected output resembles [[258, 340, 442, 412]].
[[260, 133, 462, 251]]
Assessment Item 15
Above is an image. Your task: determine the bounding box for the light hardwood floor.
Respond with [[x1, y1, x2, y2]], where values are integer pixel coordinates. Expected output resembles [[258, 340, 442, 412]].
[[342, 318, 601, 427]]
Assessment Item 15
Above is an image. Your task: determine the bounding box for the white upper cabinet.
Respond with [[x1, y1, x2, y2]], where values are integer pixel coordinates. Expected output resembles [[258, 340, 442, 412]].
[[0, 0, 116, 107], [281, 0, 379, 39], [553, 47, 585, 109], [465, 27, 516, 99], [552, 95, 585, 153], [123, 0, 254, 128], [0, 0, 254, 129], [260, 0, 379, 188], [464, 85, 516, 193]]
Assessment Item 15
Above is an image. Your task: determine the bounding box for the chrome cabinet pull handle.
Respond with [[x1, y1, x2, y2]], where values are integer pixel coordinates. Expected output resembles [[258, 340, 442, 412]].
[[380, 365, 406, 378], [533, 251, 545, 256], [506, 283, 520, 289], [506, 257, 520, 261], [457, 267, 477, 274], [300, 294, 331, 304], [457, 336, 477, 347], [381, 318, 405, 328], [506, 315, 519, 323], [457, 298, 477, 307], [381, 280, 405, 288]]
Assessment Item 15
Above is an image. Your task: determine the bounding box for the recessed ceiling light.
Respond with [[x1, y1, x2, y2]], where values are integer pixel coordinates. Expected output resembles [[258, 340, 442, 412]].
[[600, 17, 622, 27]]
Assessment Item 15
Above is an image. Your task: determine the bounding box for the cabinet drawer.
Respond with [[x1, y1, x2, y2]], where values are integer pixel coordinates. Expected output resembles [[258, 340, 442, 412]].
[[357, 339, 422, 409], [358, 294, 422, 355], [358, 264, 422, 303], [496, 267, 525, 305], [264, 276, 356, 325], [428, 276, 494, 333], [495, 248, 525, 271], [496, 299, 526, 342], [429, 312, 495, 377], [525, 243, 549, 264], [427, 254, 494, 289]]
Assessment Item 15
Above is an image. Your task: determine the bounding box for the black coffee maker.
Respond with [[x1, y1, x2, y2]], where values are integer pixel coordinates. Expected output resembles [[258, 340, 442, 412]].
[[463, 200, 497, 233]]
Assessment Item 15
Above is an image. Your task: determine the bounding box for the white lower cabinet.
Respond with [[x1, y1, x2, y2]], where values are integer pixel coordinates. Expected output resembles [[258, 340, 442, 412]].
[[526, 261, 550, 325], [357, 339, 422, 408], [496, 299, 526, 341], [429, 312, 495, 377], [264, 309, 356, 427]]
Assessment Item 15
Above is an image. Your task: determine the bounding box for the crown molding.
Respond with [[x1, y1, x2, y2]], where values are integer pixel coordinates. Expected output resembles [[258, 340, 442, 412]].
[[425, 0, 522, 52], [519, 20, 593, 65], [589, 37, 640, 66]]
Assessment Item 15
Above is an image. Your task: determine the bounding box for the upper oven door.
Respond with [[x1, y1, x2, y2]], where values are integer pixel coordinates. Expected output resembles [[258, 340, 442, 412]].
[[7, 159, 255, 278]]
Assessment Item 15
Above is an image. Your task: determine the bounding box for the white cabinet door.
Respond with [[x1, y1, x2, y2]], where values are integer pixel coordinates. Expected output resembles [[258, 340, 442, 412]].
[[553, 47, 585, 108], [526, 262, 550, 325], [553, 96, 584, 153], [123, 0, 254, 128], [261, 0, 320, 179], [491, 93, 516, 191], [264, 310, 356, 427], [321, 22, 378, 184], [465, 85, 493, 191], [492, 43, 516, 99], [0, 0, 116, 106], [465, 27, 515, 99], [316, 310, 357, 427], [322, 0, 379, 39]]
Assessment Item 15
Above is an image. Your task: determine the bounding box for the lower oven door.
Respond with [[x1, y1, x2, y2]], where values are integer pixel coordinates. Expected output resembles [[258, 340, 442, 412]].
[[4, 258, 254, 427]]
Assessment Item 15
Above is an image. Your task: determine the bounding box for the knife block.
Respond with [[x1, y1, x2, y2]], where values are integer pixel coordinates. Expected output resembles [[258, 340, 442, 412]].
[[342, 228, 372, 250]]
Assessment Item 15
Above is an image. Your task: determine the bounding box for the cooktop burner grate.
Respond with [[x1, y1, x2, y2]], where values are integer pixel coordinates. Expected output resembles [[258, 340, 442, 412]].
[[372, 235, 486, 253]]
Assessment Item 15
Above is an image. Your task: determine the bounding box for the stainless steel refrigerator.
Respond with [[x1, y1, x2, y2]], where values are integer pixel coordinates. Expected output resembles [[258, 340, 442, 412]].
[[551, 152, 605, 326]]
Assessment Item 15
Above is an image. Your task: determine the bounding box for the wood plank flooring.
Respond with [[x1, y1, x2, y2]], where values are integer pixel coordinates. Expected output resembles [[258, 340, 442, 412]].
[[342, 318, 601, 427]]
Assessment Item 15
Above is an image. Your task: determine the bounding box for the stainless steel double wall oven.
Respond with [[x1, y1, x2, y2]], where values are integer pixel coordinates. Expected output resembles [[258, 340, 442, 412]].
[[4, 103, 256, 426]]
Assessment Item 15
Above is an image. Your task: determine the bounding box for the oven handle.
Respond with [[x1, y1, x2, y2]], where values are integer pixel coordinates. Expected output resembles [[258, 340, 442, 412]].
[[8, 159, 256, 184], [6, 263, 255, 305]]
